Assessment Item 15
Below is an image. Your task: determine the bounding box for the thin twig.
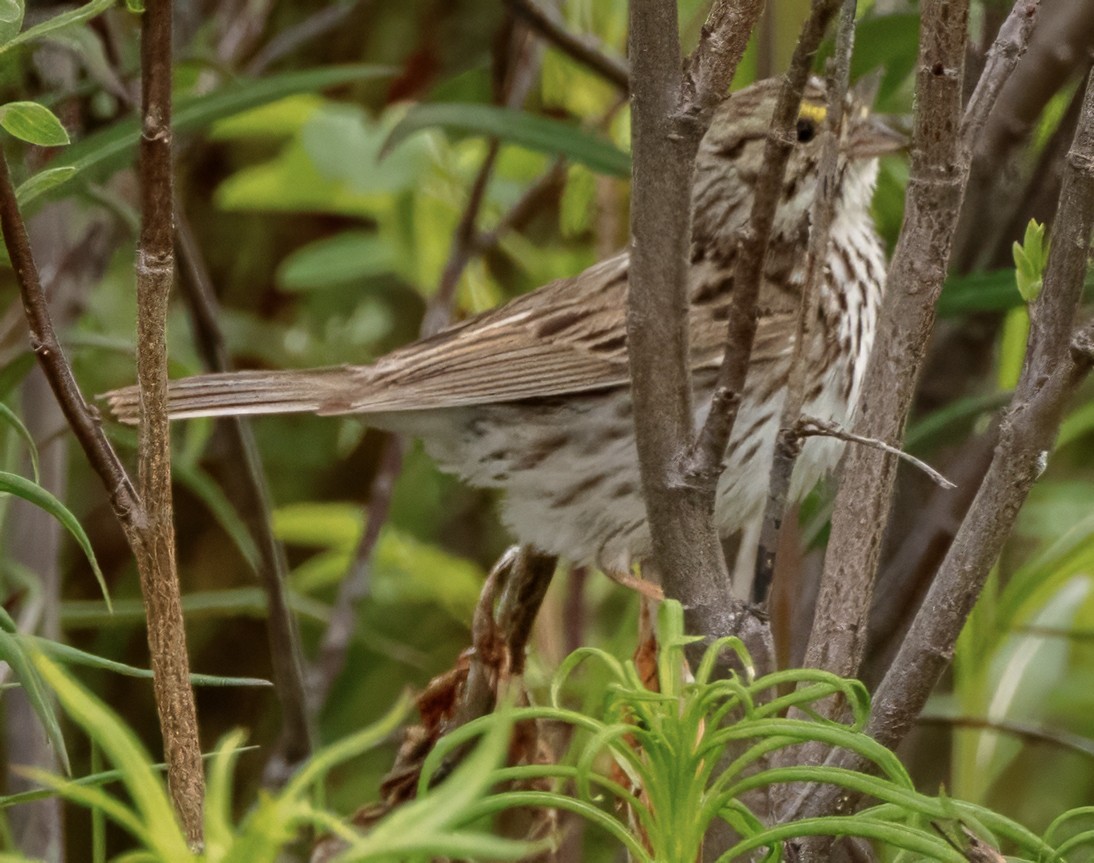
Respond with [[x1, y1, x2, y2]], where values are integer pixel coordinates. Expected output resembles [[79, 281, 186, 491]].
[[686, 0, 843, 485], [245, 0, 365, 76], [0, 153, 139, 518], [752, 0, 858, 604], [136, 1, 204, 845], [683, 0, 768, 119], [796, 417, 956, 490], [959, 0, 1041, 153], [308, 436, 401, 707], [917, 713, 1094, 759], [420, 142, 503, 338], [173, 205, 314, 781], [503, 0, 629, 92], [954, 0, 1087, 273]]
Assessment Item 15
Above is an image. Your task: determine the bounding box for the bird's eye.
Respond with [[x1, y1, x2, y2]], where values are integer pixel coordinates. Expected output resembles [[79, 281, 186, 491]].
[[796, 118, 816, 143]]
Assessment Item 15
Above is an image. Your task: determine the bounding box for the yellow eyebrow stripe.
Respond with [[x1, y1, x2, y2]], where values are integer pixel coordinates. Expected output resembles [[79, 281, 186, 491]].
[[798, 102, 828, 124]]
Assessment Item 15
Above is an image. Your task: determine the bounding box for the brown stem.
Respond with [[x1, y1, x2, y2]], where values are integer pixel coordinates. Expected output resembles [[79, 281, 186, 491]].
[[753, 0, 857, 604], [136, 0, 204, 846], [959, 0, 1040, 152], [806, 0, 973, 689], [687, 0, 842, 487], [626, 0, 766, 646], [309, 436, 402, 707], [0, 153, 139, 517]]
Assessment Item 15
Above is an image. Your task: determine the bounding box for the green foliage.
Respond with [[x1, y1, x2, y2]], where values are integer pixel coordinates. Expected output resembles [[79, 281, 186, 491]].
[[0, 0, 23, 45], [0, 609, 70, 776], [0, 2, 1090, 859], [9, 655, 540, 862], [0, 0, 111, 58], [19, 66, 394, 207]]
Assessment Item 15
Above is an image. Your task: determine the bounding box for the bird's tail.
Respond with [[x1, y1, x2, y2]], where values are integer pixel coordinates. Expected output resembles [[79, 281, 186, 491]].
[[103, 366, 370, 425]]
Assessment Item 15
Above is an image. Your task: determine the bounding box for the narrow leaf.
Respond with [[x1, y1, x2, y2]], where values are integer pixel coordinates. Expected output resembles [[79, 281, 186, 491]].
[[0, 402, 39, 481], [0, 611, 70, 774], [384, 103, 631, 177], [15, 165, 76, 204], [0, 0, 111, 56], [0, 470, 110, 609]]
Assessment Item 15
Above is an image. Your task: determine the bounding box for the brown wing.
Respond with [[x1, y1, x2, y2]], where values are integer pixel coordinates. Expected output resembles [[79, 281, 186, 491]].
[[104, 251, 798, 423], [343, 254, 634, 411], [355, 251, 797, 412]]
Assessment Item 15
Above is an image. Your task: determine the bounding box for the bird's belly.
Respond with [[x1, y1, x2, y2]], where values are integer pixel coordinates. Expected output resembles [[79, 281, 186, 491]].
[[385, 352, 857, 572]]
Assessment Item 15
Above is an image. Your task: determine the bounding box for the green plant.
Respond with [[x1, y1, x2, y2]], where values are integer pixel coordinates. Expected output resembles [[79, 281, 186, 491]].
[[419, 601, 1093, 862], [7, 654, 542, 862]]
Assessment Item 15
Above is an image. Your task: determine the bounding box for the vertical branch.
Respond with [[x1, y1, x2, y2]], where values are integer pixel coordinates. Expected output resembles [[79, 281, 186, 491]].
[[865, 68, 1094, 755], [627, 0, 709, 608], [752, 0, 858, 603], [805, 0, 973, 683], [137, 0, 204, 846], [627, 0, 764, 643]]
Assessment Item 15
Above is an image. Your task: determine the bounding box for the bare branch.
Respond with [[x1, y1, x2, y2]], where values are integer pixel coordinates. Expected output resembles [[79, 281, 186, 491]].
[[136, 1, 204, 845], [683, 0, 767, 118], [309, 436, 402, 707], [807, 0, 972, 688], [688, 0, 843, 484], [626, 0, 764, 642], [504, 0, 629, 92], [864, 70, 1094, 757], [960, 0, 1040, 153], [752, 0, 858, 604], [0, 156, 139, 518]]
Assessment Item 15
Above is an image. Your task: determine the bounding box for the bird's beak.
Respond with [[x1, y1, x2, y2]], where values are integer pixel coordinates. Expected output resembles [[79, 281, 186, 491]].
[[847, 114, 908, 159]]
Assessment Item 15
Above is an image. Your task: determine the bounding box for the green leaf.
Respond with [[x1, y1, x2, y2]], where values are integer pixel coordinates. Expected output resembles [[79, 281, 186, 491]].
[[15, 165, 76, 204], [0, 0, 111, 58], [31, 636, 272, 688], [276, 231, 396, 291], [0, 402, 39, 482], [19, 65, 395, 206], [0, 0, 24, 44], [0, 101, 70, 146], [0, 609, 70, 775], [384, 103, 631, 177], [0, 471, 110, 609]]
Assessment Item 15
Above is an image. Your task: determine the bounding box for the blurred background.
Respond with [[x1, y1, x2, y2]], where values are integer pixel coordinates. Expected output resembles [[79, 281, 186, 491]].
[[1, 0, 1093, 859]]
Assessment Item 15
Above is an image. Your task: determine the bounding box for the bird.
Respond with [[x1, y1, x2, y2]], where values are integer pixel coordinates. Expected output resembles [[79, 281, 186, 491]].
[[105, 77, 902, 580]]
